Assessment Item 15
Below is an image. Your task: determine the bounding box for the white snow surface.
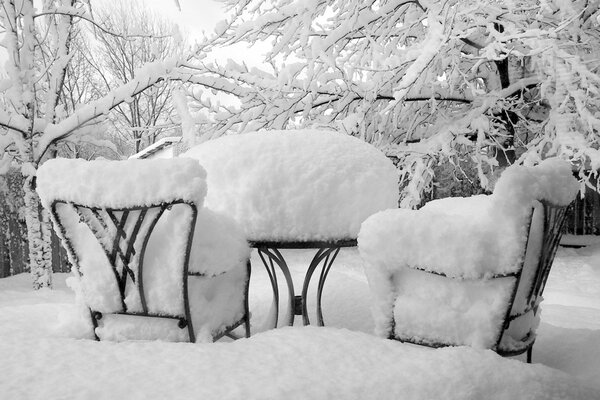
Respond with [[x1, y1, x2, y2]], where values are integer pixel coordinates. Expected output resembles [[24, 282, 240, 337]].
[[36, 157, 207, 209], [183, 129, 399, 242], [1, 244, 599, 399], [190, 208, 251, 276], [358, 158, 579, 279]]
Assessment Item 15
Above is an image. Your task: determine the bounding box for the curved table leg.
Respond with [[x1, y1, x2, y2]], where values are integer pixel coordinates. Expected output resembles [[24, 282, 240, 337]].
[[257, 247, 296, 328], [301, 246, 341, 326], [253, 244, 345, 328], [316, 248, 340, 326]]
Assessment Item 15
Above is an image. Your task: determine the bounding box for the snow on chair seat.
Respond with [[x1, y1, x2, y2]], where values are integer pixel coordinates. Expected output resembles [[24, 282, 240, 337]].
[[358, 158, 579, 361], [37, 158, 251, 343]]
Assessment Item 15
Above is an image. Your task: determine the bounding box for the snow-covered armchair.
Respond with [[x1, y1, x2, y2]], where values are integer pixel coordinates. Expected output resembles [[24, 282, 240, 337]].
[[37, 158, 251, 343], [358, 158, 579, 361]]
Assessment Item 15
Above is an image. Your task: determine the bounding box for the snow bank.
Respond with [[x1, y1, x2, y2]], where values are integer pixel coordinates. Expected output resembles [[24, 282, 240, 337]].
[[358, 158, 579, 348], [1, 242, 600, 399], [37, 158, 250, 342], [37, 157, 207, 209], [1, 323, 596, 400], [183, 129, 399, 242]]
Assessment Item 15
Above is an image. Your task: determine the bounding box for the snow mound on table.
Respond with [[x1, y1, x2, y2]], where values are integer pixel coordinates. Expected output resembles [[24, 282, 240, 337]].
[[37, 157, 207, 209], [183, 129, 399, 242], [358, 158, 579, 347]]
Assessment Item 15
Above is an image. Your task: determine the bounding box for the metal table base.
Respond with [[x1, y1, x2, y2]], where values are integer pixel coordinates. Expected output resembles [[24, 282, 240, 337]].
[[250, 240, 357, 328]]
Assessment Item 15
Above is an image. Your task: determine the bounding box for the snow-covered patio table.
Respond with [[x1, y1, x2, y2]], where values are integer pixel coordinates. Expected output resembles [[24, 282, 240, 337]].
[[183, 129, 399, 327]]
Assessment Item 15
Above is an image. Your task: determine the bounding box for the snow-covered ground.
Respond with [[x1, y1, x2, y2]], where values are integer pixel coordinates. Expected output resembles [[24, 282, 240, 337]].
[[1, 245, 599, 399]]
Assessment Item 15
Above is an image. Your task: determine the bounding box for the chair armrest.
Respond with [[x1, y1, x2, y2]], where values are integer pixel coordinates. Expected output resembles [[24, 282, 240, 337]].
[[188, 208, 251, 276], [358, 206, 526, 279]]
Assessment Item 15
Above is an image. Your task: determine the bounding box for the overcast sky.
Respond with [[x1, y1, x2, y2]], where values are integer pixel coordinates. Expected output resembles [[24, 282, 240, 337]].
[[145, 0, 227, 40], [0, 0, 264, 76], [143, 0, 267, 67]]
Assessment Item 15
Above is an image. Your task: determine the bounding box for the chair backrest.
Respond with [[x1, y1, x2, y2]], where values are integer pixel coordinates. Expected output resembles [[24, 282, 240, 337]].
[[498, 200, 570, 351], [359, 158, 578, 356], [524, 201, 570, 310], [50, 199, 199, 341]]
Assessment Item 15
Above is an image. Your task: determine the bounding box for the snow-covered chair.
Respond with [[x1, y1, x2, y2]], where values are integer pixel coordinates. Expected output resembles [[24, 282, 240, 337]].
[[37, 158, 251, 343], [358, 158, 579, 362]]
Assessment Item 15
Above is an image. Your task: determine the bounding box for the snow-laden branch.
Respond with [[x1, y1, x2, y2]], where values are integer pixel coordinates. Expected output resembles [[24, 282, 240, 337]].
[[43, 0, 76, 125], [37, 58, 184, 161], [0, 110, 29, 135]]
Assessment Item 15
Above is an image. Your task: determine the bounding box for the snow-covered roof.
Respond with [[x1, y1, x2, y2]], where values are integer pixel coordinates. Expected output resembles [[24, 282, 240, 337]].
[[129, 136, 182, 160], [183, 129, 399, 242]]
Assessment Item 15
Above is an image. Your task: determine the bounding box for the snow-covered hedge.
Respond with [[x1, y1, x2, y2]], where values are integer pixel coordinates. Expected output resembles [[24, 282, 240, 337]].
[[358, 158, 579, 348], [37, 158, 250, 342], [183, 129, 400, 242]]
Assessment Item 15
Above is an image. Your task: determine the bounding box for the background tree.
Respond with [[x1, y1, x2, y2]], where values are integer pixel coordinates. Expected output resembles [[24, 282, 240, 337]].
[[86, 0, 187, 155], [41, 25, 120, 159], [183, 0, 600, 207], [0, 0, 201, 289]]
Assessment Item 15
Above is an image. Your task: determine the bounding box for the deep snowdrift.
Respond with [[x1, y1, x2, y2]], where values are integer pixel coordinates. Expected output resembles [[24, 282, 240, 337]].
[[1, 245, 599, 399]]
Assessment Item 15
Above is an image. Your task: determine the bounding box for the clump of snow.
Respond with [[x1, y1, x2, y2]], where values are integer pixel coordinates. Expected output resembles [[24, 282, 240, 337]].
[[359, 158, 578, 278], [189, 208, 251, 276], [37, 158, 250, 342], [358, 158, 579, 349], [499, 307, 540, 352], [73, 207, 250, 342], [36, 157, 207, 209], [187, 265, 248, 342], [95, 314, 189, 342], [391, 269, 516, 349], [183, 129, 399, 242]]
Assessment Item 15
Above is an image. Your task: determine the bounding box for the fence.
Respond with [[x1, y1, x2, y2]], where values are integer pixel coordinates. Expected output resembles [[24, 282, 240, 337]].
[[563, 185, 600, 235]]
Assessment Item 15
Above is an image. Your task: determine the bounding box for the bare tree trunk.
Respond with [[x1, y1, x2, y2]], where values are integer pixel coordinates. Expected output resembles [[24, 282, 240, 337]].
[[0, 235, 9, 278], [23, 177, 53, 289]]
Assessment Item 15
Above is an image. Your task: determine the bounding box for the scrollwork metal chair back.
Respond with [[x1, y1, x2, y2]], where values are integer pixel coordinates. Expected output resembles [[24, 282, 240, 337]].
[[496, 200, 570, 361], [50, 199, 199, 342]]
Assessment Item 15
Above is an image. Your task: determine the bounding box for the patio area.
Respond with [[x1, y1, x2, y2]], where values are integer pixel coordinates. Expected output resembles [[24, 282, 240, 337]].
[[1, 244, 599, 399]]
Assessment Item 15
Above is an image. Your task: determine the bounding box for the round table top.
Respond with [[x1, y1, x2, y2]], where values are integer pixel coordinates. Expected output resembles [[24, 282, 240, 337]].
[[249, 239, 357, 249]]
